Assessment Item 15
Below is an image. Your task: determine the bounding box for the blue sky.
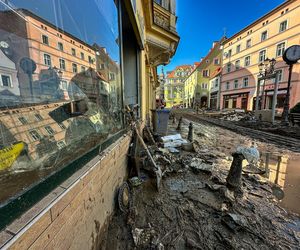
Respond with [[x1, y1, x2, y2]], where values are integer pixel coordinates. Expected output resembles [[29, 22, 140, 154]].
[[162, 0, 285, 73]]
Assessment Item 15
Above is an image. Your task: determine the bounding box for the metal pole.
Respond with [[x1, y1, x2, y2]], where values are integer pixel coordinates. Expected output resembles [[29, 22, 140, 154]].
[[261, 79, 266, 109], [255, 79, 261, 112], [271, 72, 279, 124], [282, 64, 293, 125]]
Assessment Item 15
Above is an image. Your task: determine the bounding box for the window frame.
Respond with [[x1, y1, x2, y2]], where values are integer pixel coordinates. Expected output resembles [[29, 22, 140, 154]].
[[71, 48, 76, 56], [0, 74, 13, 87], [243, 77, 249, 87], [279, 20, 288, 33], [258, 49, 266, 63], [246, 39, 251, 48], [235, 60, 240, 70], [44, 125, 55, 135], [42, 34, 49, 45], [234, 79, 239, 89], [261, 30, 268, 41], [57, 42, 64, 51], [59, 58, 66, 70], [72, 63, 78, 73], [29, 130, 41, 141], [43, 53, 52, 66], [226, 82, 230, 90], [244, 55, 251, 67], [276, 41, 286, 57], [226, 63, 231, 73]]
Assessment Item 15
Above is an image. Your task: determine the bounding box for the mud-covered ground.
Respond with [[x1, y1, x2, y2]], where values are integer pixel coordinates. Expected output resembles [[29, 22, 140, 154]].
[[101, 117, 300, 250]]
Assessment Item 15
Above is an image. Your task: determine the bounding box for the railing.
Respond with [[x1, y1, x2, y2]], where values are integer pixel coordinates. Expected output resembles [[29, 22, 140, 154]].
[[153, 0, 177, 33]]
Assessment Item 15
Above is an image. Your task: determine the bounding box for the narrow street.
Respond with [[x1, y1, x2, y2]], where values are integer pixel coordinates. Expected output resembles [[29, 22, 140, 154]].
[[102, 110, 300, 250]]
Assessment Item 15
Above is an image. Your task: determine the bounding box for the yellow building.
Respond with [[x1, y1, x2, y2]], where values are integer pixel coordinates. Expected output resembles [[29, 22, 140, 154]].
[[221, 0, 300, 111], [164, 65, 193, 108], [184, 40, 223, 108]]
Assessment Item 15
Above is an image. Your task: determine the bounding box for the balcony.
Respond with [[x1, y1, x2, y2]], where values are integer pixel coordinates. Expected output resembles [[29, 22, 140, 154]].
[[153, 0, 177, 33], [144, 0, 180, 69]]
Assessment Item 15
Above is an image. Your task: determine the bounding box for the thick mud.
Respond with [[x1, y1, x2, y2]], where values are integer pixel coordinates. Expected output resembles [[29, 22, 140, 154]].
[[101, 117, 300, 250]]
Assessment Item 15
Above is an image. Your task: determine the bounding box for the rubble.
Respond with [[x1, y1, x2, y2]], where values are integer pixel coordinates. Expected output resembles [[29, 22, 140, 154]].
[[102, 115, 300, 250], [219, 110, 255, 122]]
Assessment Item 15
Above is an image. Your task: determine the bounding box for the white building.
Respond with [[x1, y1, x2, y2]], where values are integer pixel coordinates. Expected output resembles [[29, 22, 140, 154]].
[[0, 48, 20, 106]]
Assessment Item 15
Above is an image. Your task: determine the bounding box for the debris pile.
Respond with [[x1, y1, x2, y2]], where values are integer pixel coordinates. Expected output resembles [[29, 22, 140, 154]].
[[219, 110, 255, 122], [101, 116, 300, 250]]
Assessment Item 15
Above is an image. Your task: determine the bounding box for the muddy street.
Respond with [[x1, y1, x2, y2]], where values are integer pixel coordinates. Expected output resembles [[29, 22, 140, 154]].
[[101, 114, 300, 250]]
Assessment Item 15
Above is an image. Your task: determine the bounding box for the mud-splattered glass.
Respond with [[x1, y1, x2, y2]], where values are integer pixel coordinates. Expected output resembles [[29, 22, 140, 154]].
[[0, 0, 123, 203]]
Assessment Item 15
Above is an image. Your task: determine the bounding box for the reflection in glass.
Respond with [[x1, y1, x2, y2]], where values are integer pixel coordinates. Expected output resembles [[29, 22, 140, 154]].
[[0, 0, 123, 203]]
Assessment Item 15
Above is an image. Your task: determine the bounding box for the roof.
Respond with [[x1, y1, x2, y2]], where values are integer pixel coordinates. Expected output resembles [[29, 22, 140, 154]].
[[166, 64, 193, 78], [224, 0, 296, 44], [184, 40, 222, 80], [210, 67, 222, 78]]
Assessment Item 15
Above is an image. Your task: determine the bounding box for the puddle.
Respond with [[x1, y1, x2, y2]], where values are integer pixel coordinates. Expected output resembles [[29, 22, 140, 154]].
[[262, 153, 300, 215], [178, 118, 300, 215]]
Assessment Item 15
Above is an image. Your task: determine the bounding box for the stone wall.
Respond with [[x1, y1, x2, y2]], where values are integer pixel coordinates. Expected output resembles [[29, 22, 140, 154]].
[[0, 133, 131, 250]]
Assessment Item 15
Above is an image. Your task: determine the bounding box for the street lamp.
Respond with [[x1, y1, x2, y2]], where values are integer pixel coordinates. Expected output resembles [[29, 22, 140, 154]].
[[282, 45, 300, 125], [256, 58, 278, 124]]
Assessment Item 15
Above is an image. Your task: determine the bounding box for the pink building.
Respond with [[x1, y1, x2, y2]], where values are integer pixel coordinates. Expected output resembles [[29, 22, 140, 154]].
[[220, 0, 300, 111]]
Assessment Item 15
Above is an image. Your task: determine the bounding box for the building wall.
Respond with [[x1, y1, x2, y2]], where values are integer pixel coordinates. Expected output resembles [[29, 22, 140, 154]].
[[164, 65, 192, 108], [0, 133, 131, 250], [221, 0, 300, 111]]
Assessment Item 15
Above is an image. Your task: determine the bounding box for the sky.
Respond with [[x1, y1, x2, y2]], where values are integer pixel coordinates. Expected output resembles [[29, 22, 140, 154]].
[[162, 0, 285, 73]]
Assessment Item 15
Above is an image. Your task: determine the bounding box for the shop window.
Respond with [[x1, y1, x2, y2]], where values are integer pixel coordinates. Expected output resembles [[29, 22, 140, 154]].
[[0, 0, 123, 218]]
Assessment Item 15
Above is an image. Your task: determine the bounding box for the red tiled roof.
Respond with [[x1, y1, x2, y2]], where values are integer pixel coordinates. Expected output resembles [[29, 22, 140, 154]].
[[184, 41, 221, 80], [210, 67, 222, 78], [166, 64, 193, 78]]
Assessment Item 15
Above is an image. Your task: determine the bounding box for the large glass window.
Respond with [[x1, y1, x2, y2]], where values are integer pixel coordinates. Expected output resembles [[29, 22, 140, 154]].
[[0, 0, 123, 205]]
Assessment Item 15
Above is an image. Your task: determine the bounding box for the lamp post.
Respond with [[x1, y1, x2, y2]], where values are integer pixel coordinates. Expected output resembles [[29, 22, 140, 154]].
[[282, 45, 300, 125], [257, 58, 278, 124]]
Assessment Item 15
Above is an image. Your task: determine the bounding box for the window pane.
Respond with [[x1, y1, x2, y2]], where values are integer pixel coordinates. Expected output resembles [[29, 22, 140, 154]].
[[0, 0, 123, 204]]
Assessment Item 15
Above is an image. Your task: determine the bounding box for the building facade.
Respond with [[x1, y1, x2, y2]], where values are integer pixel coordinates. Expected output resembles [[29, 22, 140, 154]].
[[0, 0, 179, 248], [164, 65, 192, 108], [184, 41, 223, 108], [220, 0, 300, 111], [208, 67, 222, 110]]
